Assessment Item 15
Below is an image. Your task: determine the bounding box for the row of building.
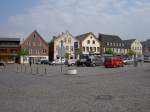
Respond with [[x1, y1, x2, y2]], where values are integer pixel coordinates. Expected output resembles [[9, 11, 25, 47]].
[[0, 30, 150, 63]]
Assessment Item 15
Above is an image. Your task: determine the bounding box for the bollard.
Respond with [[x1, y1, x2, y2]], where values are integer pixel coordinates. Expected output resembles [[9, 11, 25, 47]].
[[17, 65, 18, 72], [36, 67, 39, 74], [44, 68, 47, 75], [21, 65, 22, 72], [25, 66, 27, 73]]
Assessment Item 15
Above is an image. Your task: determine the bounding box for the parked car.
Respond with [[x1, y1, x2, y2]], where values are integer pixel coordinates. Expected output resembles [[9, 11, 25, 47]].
[[85, 58, 103, 67], [123, 58, 134, 65], [104, 57, 124, 68], [67, 59, 76, 66], [40, 60, 51, 65], [144, 56, 150, 62], [0, 61, 5, 66], [76, 58, 87, 66], [51, 59, 65, 65], [35, 61, 41, 64], [35, 60, 51, 65]]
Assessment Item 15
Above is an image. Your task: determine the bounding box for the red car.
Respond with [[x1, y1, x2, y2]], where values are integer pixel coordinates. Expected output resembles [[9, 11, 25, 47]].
[[104, 57, 124, 68]]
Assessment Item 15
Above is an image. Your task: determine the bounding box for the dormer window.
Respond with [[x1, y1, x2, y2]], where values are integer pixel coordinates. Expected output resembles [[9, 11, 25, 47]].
[[116, 43, 118, 46], [119, 43, 121, 46], [113, 43, 115, 46], [110, 43, 112, 46], [107, 42, 109, 46]]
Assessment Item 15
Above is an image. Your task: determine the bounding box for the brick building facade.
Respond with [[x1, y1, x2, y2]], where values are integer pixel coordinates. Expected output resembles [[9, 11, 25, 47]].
[[21, 30, 49, 63]]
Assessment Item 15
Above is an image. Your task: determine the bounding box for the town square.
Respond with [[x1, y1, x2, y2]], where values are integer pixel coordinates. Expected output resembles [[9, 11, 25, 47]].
[[0, 0, 150, 112]]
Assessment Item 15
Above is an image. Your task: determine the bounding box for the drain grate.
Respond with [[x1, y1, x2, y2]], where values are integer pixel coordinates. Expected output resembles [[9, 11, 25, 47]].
[[95, 95, 113, 101]]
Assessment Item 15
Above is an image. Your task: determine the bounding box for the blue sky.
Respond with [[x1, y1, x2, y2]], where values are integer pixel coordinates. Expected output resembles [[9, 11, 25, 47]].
[[0, 0, 150, 41], [0, 0, 37, 22]]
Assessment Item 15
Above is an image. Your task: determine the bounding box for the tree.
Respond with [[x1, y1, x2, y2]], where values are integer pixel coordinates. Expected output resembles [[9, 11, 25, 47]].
[[76, 48, 82, 59], [65, 53, 70, 60], [127, 49, 135, 57], [105, 48, 113, 54], [17, 49, 29, 64]]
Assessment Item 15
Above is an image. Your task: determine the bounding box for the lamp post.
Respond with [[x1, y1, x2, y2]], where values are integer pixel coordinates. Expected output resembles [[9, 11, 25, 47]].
[[60, 40, 63, 72]]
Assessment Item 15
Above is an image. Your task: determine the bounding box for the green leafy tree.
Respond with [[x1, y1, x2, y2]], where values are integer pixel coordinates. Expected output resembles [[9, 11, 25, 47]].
[[17, 49, 29, 64], [76, 48, 82, 59], [127, 49, 135, 57], [65, 53, 70, 60], [105, 48, 113, 54]]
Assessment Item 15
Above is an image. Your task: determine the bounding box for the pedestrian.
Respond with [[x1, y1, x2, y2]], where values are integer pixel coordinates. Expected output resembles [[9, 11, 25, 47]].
[[29, 58, 32, 67]]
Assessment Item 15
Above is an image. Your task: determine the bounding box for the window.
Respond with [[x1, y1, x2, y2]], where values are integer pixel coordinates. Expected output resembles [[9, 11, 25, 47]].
[[56, 45, 59, 51], [93, 40, 95, 44], [116, 43, 118, 46], [107, 42, 109, 46], [90, 47, 92, 51], [68, 38, 71, 43], [97, 47, 100, 52], [86, 47, 89, 52], [119, 43, 121, 46], [29, 49, 32, 54], [94, 47, 96, 52], [66, 46, 69, 51], [103, 48, 105, 52], [113, 43, 115, 46], [87, 40, 90, 44], [90, 36, 93, 39], [122, 43, 124, 47], [33, 34, 36, 41], [36, 50, 39, 54], [33, 42, 36, 46], [42, 49, 46, 54], [82, 47, 85, 52], [71, 46, 73, 51], [64, 38, 67, 43], [110, 43, 112, 46]]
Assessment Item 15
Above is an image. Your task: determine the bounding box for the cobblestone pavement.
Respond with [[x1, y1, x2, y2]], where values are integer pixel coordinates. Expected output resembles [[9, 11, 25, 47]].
[[0, 63, 150, 112]]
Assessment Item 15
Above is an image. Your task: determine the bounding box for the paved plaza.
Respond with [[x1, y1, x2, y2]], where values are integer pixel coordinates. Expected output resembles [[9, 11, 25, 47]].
[[0, 63, 150, 112]]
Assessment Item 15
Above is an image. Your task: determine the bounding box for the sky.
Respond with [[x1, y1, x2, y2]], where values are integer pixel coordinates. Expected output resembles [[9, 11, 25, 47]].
[[0, 0, 150, 41]]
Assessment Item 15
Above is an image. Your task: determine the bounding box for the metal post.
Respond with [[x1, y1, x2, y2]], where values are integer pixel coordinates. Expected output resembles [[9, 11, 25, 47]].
[[17, 64, 18, 72], [36, 67, 39, 74], [31, 66, 32, 74], [25, 66, 27, 73], [44, 68, 47, 75], [21, 65, 22, 72], [61, 40, 63, 72]]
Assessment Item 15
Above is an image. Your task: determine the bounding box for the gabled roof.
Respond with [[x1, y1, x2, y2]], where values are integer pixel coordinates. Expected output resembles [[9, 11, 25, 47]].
[[75, 32, 98, 41], [142, 39, 150, 47], [0, 38, 20, 42], [98, 33, 122, 42], [123, 39, 136, 48], [22, 30, 48, 46]]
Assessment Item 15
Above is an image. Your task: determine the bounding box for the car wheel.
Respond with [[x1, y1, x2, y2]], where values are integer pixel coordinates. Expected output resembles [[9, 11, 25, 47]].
[[82, 63, 86, 67]]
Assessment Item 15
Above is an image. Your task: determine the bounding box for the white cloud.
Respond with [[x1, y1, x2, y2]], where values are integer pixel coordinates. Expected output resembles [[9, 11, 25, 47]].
[[1, 0, 150, 41]]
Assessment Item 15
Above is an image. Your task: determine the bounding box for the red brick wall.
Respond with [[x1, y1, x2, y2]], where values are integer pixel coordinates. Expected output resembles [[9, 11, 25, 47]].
[[21, 31, 49, 56]]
